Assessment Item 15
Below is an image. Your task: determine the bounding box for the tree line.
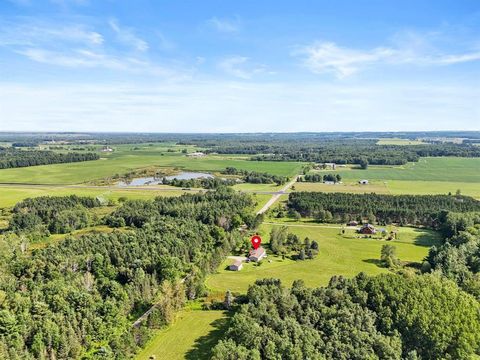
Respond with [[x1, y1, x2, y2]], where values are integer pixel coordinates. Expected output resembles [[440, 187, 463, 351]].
[[299, 173, 342, 183], [0, 188, 257, 359], [222, 167, 289, 185], [212, 275, 480, 360], [0, 148, 99, 169], [160, 177, 237, 189], [287, 192, 480, 226]]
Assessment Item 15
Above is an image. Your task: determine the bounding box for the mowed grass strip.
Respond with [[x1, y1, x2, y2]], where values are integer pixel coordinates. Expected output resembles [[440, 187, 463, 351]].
[[136, 310, 228, 360], [206, 223, 441, 293]]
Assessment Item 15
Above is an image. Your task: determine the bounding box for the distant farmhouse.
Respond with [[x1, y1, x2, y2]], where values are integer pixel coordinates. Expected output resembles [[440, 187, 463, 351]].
[[249, 247, 266, 262], [186, 152, 206, 158], [101, 146, 113, 152], [229, 260, 243, 271], [359, 179, 369, 185], [358, 223, 376, 235]]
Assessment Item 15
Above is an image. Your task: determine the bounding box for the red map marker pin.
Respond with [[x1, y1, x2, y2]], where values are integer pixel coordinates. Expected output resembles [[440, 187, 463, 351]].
[[251, 235, 262, 250]]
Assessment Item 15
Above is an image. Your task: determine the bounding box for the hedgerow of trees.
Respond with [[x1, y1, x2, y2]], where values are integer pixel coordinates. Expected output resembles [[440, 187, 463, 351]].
[[0, 148, 99, 169]]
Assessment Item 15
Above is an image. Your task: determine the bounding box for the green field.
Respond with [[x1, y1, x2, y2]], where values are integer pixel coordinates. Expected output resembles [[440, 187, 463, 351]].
[[206, 222, 441, 293], [136, 310, 228, 360], [334, 157, 480, 183], [0, 145, 302, 185]]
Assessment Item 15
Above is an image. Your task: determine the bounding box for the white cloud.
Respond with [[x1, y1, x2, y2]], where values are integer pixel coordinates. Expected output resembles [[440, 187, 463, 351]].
[[299, 38, 480, 78], [109, 19, 148, 52], [207, 17, 240, 33], [218, 56, 266, 79]]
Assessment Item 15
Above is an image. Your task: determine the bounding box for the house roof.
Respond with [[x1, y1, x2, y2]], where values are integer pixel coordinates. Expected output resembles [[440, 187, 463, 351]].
[[249, 246, 266, 257]]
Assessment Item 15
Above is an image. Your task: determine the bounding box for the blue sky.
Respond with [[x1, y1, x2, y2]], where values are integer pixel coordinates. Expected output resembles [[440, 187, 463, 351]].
[[0, 0, 479, 132]]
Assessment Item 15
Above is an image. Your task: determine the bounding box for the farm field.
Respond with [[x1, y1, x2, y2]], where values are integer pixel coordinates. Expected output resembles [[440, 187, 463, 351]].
[[206, 222, 441, 293], [136, 310, 228, 360], [333, 157, 480, 183], [0, 146, 303, 184]]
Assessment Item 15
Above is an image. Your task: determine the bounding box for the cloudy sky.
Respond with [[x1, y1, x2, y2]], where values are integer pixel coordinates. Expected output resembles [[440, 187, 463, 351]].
[[0, 0, 479, 132]]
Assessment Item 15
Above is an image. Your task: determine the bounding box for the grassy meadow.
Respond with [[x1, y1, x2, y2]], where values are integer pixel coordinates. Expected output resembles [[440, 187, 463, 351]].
[[376, 138, 427, 145], [136, 310, 228, 360], [206, 222, 441, 294]]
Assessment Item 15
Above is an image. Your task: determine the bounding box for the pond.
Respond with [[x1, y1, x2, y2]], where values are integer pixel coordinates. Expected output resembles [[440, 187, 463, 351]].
[[117, 172, 213, 186]]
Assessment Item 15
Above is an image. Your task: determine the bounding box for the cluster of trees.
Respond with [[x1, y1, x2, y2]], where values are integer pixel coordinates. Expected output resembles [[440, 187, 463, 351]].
[[213, 275, 480, 360], [160, 177, 237, 189], [10, 195, 101, 234], [0, 189, 256, 358], [425, 211, 480, 300], [222, 167, 288, 185], [269, 226, 318, 260], [299, 173, 342, 183], [287, 192, 480, 226], [0, 148, 99, 169]]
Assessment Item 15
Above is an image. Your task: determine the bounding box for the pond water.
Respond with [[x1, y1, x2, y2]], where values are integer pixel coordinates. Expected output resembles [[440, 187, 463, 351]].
[[117, 172, 213, 186]]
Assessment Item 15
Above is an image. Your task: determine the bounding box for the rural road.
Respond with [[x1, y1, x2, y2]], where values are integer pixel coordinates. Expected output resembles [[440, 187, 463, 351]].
[[256, 176, 299, 215], [263, 221, 358, 230]]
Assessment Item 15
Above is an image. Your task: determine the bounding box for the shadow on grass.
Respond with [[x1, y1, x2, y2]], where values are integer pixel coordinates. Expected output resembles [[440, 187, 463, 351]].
[[362, 258, 384, 268], [185, 312, 231, 360], [412, 229, 443, 247]]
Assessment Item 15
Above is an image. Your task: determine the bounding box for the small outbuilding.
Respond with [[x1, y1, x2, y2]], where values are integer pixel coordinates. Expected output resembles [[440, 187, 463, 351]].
[[186, 152, 206, 157], [348, 220, 358, 226], [229, 260, 243, 271], [359, 179, 369, 185], [249, 247, 267, 262]]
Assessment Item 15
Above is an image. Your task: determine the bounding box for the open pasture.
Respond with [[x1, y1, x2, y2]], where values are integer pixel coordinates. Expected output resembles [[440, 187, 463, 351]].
[[136, 310, 228, 360], [206, 222, 441, 293], [376, 138, 427, 145]]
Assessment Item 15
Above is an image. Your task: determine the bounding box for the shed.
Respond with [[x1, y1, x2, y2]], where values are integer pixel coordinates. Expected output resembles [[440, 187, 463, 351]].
[[359, 179, 369, 185], [229, 260, 243, 271]]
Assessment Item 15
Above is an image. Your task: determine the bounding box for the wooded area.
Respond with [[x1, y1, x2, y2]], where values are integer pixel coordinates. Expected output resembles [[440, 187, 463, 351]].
[[0, 148, 99, 169]]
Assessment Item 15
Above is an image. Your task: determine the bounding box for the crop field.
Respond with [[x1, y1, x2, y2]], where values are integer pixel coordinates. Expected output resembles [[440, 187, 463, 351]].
[[0, 145, 302, 184], [136, 310, 228, 360], [206, 222, 441, 293]]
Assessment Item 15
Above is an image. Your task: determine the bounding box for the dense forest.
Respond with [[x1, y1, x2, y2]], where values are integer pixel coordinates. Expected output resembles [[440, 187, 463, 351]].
[[426, 211, 480, 300], [222, 167, 289, 185], [212, 275, 480, 360], [0, 148, 99, 169], [0, 189, 256, 359], [287, 192, 480, 226]]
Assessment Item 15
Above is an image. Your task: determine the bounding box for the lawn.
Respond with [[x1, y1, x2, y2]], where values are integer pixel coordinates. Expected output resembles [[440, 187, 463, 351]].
[[206, 222, 441, 294], [136, 310, 229, 360], [0, 146, 302, 184]]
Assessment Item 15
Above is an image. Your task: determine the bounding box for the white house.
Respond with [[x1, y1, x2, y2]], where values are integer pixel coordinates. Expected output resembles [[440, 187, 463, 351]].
[[249, 247, 267, 262]]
